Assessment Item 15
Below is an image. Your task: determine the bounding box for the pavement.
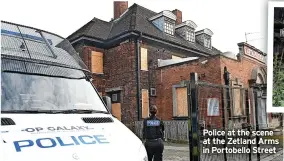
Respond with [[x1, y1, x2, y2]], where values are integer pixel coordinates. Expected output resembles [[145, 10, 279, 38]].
[[162, 142, 283, 161], [262, 150, 283, 161], [163, 143, 189, 161]]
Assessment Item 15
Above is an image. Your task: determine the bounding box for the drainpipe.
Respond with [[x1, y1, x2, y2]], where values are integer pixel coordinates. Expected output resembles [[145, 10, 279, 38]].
[[224, 67, 231, 123], [136, 32, 142, 121], [148, 60, 153, 107]]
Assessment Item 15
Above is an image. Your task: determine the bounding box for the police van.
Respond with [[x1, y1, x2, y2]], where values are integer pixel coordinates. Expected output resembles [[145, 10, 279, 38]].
[[1, 21, 148, 161]]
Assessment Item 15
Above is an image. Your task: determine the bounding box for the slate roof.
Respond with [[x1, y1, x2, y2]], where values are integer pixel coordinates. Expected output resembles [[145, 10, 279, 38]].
[[67, 3, 222, 55], [68, 18, 112, 41]]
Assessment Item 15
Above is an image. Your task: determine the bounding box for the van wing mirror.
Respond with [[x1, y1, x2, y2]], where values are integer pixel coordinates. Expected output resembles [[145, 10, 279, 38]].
[[102, 96, 112, 113]]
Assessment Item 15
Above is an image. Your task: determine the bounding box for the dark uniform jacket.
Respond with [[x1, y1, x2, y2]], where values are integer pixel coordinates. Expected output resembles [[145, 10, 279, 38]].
[[142, 115, 165, 140]]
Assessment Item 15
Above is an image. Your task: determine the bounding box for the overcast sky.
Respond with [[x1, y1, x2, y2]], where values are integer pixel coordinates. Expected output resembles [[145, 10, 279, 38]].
[[1, 0, 268, 54]]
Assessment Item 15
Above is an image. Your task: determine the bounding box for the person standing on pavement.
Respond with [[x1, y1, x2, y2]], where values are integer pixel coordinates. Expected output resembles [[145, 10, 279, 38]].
[[142, 105, 165, 161]]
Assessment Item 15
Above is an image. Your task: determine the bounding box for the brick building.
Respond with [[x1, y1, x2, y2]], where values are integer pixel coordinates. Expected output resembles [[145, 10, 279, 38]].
[[67, 2, 280, 129], [155, 43, 271, 128]]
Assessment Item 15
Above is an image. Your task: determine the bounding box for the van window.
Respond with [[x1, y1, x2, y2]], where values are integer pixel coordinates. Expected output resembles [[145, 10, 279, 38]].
[[1, 22, 105, 113], [1, 72, 107, 112]]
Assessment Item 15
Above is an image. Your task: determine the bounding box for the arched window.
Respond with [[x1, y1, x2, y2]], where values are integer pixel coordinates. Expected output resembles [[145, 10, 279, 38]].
[[256, 73, 264, 84]]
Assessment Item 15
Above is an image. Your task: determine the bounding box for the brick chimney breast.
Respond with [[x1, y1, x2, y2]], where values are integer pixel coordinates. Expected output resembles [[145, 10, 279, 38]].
[[114, 1, 128, 19], [172, 9, 182, 25]]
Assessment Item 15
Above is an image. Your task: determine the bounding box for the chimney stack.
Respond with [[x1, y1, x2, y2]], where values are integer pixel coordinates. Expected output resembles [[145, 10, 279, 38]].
[[114, 1, 128, 19], [172, 9, 182, 25]]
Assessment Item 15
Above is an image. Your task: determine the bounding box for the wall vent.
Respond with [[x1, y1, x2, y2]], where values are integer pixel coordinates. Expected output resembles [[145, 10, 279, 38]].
[[150, 88, 157, 96]]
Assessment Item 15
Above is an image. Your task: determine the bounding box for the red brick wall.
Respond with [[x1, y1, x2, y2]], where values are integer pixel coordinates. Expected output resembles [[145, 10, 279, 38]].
[[172, 9, 182, 25], [219, 56, 266, 87], [114, 1, 128, 19], [104, 41, 137, 123], [78, 41, 268, 127], [80, 46, 106, 93], [78, 41, 198, 123], [140, 42, 173, 108], [155, 56, 222, 122], [154, 54, 267, 128], [220, 55, 266, 125], [78, 42, 137, 123], [139, 42, 198, 120]]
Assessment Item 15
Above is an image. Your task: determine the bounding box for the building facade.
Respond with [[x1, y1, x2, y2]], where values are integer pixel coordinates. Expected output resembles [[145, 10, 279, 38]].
[[68, 2, 221, 123], [155, 42, 274, 129], [67, 2, 280, 129]]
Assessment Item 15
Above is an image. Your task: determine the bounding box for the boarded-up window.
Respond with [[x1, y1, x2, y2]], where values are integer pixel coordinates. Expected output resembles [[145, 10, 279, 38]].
[[231, 79, 244, 116], [91, 51, 103, 73], [141, 48, 148, 71], [172, 55, 182, 59], [112, 103, 121, 121], [176, 87, 188, 116], [142, 89, 149, 118], [233, 88, 243, 116]]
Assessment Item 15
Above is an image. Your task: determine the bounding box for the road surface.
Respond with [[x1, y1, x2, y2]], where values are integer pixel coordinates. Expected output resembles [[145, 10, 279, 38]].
[[163, 143, 283, 161], [164, 143, 189, 161]]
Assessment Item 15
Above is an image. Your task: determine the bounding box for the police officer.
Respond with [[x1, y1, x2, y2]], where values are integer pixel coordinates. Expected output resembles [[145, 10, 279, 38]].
[[142, 105, 165, 161]]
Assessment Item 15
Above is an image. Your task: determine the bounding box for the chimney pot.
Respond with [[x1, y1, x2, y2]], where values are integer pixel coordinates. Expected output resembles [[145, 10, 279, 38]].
[[172, 9, 182, 25], [114, 1, 128, 19]]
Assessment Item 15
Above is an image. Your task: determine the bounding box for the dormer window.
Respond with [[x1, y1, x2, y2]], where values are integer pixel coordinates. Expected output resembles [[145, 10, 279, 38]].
[[149, 10, 177, 36], [195, 28, 213, 49], [204, 37, 211, 48], [164, 17, 174, 35], [186, 30, 195, 42], [175, 20, 197, 43]]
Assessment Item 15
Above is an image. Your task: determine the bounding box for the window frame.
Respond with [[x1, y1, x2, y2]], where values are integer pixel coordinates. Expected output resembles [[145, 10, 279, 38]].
[[186, 30, 195, 43], [204, 37, 211, 49], [91, 51, 104, 74], [172, 81, 188, 118], [140, 47, 148, 71], [230, 79, 246, 117], [142, 89, 150, 118], [164, 18, 175, 35]]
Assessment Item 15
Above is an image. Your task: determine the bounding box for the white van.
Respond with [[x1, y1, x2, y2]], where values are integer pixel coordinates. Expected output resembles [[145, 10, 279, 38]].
[[1, 21, 148, 161]]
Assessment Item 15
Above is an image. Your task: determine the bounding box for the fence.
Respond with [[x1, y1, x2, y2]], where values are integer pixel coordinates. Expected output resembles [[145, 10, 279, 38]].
[[190, 72, 283, 161], [195, 75, 252, 161], [129, 119, 266, 143], [126, 71, 283, 161]]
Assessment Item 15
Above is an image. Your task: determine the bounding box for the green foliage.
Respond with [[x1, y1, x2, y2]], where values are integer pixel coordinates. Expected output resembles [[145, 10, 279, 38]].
[[273, 54, 284, 107]]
